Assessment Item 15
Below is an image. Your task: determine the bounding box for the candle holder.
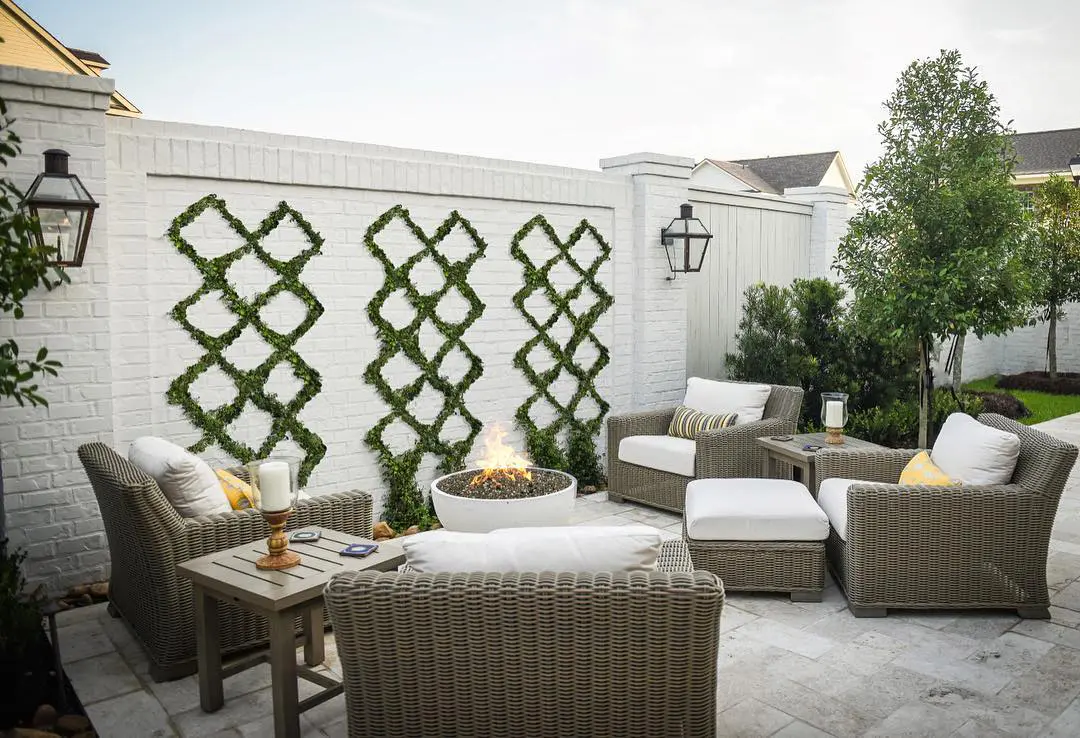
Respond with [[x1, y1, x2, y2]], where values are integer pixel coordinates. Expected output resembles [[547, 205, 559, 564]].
[[820, 392, 849, 445], [248, 457, 302, 571]]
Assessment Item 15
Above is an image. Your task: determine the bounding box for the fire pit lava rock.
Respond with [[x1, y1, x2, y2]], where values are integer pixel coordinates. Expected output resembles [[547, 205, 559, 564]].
[[430, 428, 577, 533]]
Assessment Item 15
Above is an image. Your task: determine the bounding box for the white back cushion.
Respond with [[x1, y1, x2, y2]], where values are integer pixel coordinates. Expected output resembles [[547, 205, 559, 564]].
[[931, 414, 1020, 486], [128, 436, 230, 517], [683, 377, 772, 425], [402, 525, 663, 573]]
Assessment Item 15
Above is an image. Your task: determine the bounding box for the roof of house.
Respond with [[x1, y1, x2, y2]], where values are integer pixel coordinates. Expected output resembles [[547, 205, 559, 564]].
[[67, 47, 109, 67], [1011, 127, 1080, 174], [702, 159, 781, 194], [729, 151, 840, 192]]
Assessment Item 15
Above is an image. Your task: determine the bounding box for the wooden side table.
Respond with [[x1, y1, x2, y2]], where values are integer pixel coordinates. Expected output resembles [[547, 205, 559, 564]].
[[755, 433, 887, 496], [176, 529, 406, 738]]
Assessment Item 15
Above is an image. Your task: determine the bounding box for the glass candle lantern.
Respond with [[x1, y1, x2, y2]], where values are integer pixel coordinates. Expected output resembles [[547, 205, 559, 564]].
[[247, 457, 302, 570], [820, 392, 849, 445]]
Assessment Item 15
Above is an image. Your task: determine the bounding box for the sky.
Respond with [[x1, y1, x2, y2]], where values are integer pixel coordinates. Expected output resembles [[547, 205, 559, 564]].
[[20, 0, 1080, 177]]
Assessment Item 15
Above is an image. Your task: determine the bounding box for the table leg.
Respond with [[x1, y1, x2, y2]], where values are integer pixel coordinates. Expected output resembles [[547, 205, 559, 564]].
[[806, 462, 817, 496], [269, 612, 301, 738], [762, 452, 772, 479], [193, 586, 223, 712], [302, 603, 324, 666]]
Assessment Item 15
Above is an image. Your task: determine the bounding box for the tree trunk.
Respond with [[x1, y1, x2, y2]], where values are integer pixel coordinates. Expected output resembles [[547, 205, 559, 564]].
[[951, 333, 965, 389], [918, 338, 933, 449], [1048, 309, 1058, 380]]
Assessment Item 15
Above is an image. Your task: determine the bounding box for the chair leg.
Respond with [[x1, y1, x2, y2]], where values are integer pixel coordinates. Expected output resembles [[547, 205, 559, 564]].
[[849, 605, 887, 618], [1016, 606, 1051, 619], [790, 591, 821, 603]]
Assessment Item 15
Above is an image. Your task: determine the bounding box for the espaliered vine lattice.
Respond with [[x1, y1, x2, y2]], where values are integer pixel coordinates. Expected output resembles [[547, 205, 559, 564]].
[[166, 195, 326, 485], [511, 215, 613, 485], [363, 205, 487, 527]]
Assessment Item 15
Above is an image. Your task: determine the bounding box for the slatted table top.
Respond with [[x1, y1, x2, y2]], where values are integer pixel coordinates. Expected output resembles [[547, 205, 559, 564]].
[[176, 528, 406, 612], [755, 432, 886, 464]]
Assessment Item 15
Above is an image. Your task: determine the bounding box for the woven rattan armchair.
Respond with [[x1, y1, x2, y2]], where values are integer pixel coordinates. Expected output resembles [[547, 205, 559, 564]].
[[814, 414, 1078, 618], [77, 442, 373, 681], [607, 382, 804, 512], [325, 540, 723, 738]]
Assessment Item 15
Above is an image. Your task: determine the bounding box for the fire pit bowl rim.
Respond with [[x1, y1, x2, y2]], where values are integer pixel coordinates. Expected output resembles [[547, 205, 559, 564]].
[[430, 467, 577, 532]]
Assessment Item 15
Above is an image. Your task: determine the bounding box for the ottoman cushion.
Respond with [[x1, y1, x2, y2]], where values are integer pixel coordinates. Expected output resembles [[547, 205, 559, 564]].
[[685, 478, 828, 541]]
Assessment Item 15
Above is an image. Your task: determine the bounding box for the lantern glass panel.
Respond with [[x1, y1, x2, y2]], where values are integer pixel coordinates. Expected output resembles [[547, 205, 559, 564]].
[[33, 174, 92, 203], [32, 205, 84, 264], [663, 217, 687, 238], [685, 217, 710, 237]]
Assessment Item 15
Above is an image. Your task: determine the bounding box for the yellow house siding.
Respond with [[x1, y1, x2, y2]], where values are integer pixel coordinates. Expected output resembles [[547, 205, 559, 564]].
[[0, 11, 77, 73]]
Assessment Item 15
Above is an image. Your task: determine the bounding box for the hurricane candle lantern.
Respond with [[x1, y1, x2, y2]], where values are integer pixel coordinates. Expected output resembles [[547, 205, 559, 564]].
[[248, 457, 301, 570], [820, 392, 849, 445]]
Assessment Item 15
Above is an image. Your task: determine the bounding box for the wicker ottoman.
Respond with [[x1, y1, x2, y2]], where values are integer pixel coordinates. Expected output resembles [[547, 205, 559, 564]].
[[684, 478, 828, 602]]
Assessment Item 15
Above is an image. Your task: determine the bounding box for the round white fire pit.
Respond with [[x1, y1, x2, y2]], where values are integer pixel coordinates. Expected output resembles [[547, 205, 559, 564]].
[[430, 467, 577, 533]]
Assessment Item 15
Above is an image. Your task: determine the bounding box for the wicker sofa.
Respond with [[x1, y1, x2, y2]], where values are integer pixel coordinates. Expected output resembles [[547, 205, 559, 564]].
[[324, 540, 723, 738], [77, 442, 374, 681], [814, 414, 1078, 618], [607, 381, 804, 512]]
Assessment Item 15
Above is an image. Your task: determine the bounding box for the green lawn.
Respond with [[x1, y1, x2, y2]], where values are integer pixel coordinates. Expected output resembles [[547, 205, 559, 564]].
[[965, 377, 1080, 425]]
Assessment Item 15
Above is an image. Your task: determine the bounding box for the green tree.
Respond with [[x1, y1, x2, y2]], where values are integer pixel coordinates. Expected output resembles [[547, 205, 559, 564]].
[[1030, 174, 1080, 379], [725, 283, 810, 387], [835, 49, 1031, 447], [0, 93, 67, 536]]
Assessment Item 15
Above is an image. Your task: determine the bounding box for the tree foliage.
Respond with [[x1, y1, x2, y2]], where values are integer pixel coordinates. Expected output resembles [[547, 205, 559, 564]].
[[835, 49, 1031, 445], [1030, 174, 1080, 378], [0, 94, 66, 407]]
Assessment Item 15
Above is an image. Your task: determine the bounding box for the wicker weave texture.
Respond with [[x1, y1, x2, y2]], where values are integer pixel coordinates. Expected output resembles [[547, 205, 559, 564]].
[[607, 383, 803, 512], [816, 414, 1078, 615], [325, 569, 724, 738], [685, 532, 825, 596], [77, 442, 374, 680]]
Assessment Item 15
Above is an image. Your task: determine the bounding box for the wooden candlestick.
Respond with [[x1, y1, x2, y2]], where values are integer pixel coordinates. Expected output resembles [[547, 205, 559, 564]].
[[825, 427, 845, 445], [256, 509, 301, 570]]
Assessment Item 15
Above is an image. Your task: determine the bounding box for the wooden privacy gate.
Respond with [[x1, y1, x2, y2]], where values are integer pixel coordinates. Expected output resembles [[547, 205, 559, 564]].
[[686, 188, 814, 380]]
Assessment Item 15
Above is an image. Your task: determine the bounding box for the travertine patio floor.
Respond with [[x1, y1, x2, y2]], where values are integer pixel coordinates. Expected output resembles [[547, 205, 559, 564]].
[[53, 415, 1080, 737]]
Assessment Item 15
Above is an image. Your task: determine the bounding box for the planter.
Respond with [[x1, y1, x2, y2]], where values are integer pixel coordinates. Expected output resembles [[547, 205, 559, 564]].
[[431, 467, 577, 533]]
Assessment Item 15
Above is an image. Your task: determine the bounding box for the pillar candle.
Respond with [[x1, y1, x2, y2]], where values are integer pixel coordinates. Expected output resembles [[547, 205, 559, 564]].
[[258, 461, 293, 511], [825, 400, 844, 428]]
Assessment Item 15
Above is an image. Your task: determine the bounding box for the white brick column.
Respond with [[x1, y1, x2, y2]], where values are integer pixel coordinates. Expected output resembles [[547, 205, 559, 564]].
[[600, 153, 693, 409], [784, 186, 856, 282], [0, 66, 113, 593]]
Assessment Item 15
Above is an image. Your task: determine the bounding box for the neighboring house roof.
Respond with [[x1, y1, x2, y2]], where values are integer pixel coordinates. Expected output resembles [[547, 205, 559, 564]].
[[1011, 127, 1080, 175], [730, 151, 840, 192], [0, 0, 140, 116], [702, 159, 780, 194]]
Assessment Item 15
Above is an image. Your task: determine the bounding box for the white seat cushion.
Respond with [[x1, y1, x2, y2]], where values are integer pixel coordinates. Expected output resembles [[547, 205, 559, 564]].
[[815, 477, 865, 541], [684, 478, 828, 541], [931, 413, 1020, 485], [618, 435, 696, 477], [402, 525, 663, 572], [683, 377, 772, 425], [128, 436, 230, 517]]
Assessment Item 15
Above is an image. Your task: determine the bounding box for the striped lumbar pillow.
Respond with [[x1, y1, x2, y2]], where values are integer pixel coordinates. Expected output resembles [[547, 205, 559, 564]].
[[668, 404, 738, 439]]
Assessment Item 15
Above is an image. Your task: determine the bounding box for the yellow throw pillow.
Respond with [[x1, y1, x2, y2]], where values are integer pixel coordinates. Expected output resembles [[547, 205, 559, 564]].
[[899, 451, 961, 486], [668, 405, 738, 440], [217, 469, 256, 510]]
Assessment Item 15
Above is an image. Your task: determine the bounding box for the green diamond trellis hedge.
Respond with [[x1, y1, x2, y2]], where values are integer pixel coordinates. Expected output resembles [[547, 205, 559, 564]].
[[511, 215, 613, 485], [363, 205, 487, 528], [166, 194, 327, 485]]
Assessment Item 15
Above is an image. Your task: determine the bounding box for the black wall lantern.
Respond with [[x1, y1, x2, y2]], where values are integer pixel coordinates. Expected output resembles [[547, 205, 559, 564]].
[[660, 203, 712, 279], [22, 149, 99, 267], [1070, 153, 1080, 186]]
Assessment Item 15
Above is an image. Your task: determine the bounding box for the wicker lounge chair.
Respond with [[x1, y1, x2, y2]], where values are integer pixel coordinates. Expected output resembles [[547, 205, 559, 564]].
[[77, 442, 374, 681], [607, 381, 804, 512], [325, 540, 723, 738], [814, 414, 1078, 618]]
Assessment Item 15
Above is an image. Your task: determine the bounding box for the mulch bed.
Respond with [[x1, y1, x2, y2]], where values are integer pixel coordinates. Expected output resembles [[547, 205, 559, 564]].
[[437, 467, 572, 500], [1, 628, 92, 736], [997, 371, 1080, 396]]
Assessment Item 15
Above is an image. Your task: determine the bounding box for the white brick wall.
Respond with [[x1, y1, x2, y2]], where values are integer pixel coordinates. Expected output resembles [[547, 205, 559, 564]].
[[0, 68, 694, 593]]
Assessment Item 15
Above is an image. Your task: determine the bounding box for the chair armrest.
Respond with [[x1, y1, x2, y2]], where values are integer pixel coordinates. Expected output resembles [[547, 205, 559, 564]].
[[814, 448, 920, 488], [658, 539, 694, 572], [181, 490, 374, 560], [695, 416, 795, 478], [608, 407, 677, 440]]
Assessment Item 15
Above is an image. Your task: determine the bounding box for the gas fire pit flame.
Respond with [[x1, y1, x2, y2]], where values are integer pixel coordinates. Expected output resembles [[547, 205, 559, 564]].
[[470, 425, 533, 486]]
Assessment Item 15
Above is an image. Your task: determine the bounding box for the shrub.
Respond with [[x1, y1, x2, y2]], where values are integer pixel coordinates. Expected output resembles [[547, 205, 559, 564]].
[[565, 425, 605, 488], [725, 284, 810, 387], [997, 371, 1080, 396], [967, 391, 1030, 420], [844, 390, 985, 448]]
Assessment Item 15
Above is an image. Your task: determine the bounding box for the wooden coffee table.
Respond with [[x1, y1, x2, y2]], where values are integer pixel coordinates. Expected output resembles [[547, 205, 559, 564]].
[[176, 529, 406, 738], [755, 432, 887, 496]]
